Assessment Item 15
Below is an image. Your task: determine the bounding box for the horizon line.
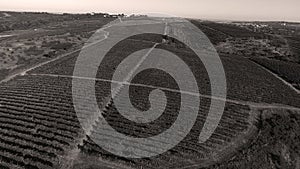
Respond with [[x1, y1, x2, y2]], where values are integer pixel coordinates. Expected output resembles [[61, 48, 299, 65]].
[[1, 9, 300, 23]]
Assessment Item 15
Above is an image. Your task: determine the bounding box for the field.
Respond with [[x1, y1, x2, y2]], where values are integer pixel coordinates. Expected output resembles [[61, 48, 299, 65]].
[[29, 40, 300, 108], [251, 57, 300, 90], [0, 73, 255, 168], [191, 21, 266, 39], [191, 20, 300, 63], [0, 11, 115, 81], [0, 76, 82, 168], [286, 36, 300, 62], [209, 108, 300, 169], [0, 13, 299, 169], [189, 20, 230, 45]]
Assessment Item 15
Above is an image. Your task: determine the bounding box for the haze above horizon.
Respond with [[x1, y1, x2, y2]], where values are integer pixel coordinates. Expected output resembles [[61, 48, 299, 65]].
[[1, 0, 299, 22]]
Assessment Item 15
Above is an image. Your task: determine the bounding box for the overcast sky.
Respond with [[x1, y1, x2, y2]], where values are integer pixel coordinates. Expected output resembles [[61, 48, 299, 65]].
[[1, 0, 299, 22]]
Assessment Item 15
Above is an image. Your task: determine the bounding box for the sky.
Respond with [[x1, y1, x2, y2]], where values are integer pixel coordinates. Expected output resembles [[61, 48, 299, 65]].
[[1, 0, 299, 22]]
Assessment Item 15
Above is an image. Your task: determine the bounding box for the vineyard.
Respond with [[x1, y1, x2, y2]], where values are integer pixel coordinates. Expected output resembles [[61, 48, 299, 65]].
[[220, 54, 300, 107], [0, 30, 255, 169], [0, 75, 83, 168], [0, 72, 257, 168], [28, 35, 300, 108], [0, 16, 299, 169], [286, 36, 300, 62], [251, 57, 300, 90], [80, 98, 254, 168], [190, 20, 229, 45], [192, 21, 265, 39]]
